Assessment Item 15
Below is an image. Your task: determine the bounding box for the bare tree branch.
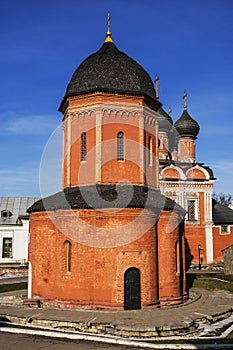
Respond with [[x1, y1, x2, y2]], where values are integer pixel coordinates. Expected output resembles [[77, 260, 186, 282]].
[[213, 192, 233, 206]]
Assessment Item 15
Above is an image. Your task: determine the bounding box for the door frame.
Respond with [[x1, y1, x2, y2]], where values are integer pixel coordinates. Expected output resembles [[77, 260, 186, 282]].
[[124, 267, 141, 310]]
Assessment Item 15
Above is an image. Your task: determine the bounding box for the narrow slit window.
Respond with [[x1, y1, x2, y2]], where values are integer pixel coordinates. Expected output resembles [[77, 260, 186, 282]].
[[64, 241, 72, 273], [176, 241, 180, 274], [148, 136, 153, 166], [117, 132, 124, 161], [81, 132, 87, 161]]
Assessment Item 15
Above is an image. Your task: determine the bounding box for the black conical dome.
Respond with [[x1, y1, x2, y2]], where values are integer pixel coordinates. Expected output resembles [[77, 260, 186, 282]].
[[59, 41, 158, 112]]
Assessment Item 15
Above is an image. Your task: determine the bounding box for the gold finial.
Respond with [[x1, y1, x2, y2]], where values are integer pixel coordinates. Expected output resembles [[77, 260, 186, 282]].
[[105, 12, 113, 43], [155, 74, 159, 99], [183, 91, 187, 110], [168, 107, 172, 117]]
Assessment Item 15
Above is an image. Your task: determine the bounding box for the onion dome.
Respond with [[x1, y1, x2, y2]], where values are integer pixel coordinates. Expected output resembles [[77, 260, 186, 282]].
[[174, 91, 200, 138], [59, 17, 161, 112], [158, 107, 173, 131]]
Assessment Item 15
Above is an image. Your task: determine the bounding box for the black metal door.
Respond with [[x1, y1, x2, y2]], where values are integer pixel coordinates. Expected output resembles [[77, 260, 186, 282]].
[[124, 268, 141, 310]]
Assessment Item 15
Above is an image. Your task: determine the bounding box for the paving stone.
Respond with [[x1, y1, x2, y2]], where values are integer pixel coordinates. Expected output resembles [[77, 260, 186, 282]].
[[0, 287, 232, 338]]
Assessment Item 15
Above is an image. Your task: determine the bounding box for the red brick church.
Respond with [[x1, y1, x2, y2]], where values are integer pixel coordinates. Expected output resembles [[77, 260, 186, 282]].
[[27, 19, 188, 310]]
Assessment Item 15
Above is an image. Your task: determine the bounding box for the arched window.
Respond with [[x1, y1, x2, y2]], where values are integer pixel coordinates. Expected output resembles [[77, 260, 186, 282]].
[[148, 136, 153, 166], [64, 241, 72, 273], [81, 132, 87, 161], [176, 241, 180, 274], [117, 132, 124, 161]]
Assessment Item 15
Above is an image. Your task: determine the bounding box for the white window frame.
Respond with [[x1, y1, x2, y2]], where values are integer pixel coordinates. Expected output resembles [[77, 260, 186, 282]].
[[186, 197, 199, 222], [220, 225, 230, 235], [2, 237, 13, 259]]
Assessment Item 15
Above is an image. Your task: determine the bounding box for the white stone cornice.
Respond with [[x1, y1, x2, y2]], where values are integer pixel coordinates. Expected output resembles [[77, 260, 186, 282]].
[[160, 179, 214, 188], [66, 102, 159, 129]]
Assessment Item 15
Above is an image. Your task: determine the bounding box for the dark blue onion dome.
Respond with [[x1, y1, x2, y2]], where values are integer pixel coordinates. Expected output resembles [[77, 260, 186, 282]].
[[158, 107, 173, 131], [174, 91, 200, 138], [59, 38, 162, 112]]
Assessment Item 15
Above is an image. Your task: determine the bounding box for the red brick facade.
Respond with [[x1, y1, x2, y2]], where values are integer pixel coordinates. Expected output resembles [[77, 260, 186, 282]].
[[213, 226, 233, 263], [28, 93, 187, 309], [28, 36, 187, 310], [29, 206, 186, 309]]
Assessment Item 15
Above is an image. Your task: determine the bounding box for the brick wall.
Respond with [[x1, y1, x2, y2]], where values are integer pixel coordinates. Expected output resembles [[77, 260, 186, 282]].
[[157, 210, 186, 304], [29, 206, 185, 309], [213, 226, 233, 263], [29, 208, 159, 309], [62, 93, 159, 190]]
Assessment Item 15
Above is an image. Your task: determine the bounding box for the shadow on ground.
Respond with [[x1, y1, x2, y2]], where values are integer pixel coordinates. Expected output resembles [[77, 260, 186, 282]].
[[0, 316, 11, 327]]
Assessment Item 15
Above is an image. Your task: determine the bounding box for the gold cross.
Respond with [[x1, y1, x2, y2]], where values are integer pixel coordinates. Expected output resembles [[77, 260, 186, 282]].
[[107, 12, 111, 32], [105, 12, 113, 43], [155, 74, 159, 99], [183, 91, 187, 110]]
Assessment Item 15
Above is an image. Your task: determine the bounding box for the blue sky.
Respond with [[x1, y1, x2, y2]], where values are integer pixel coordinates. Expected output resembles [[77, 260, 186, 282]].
[[0, 0, 233, 197]]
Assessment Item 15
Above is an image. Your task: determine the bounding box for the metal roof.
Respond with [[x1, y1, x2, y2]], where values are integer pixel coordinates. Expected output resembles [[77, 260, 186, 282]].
[[59, 41, 162, 113], [27, 185, 186, 216], [0, 197, 40, 225], [212, 199, 233, 225]]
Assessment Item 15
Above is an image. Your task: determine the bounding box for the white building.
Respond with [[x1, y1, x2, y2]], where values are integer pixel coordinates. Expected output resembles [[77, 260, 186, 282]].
[[0, 197, 39, 270]]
